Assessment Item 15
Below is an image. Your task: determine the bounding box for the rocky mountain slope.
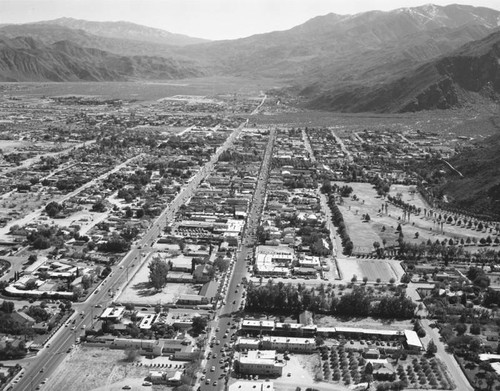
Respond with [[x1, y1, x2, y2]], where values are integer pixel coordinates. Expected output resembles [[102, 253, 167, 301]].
[[0, 4, 499, 112], [426, 132, 500, 219], [0, 23, 179, 58], [0, 36, 204, 82], [179, 4, 500, 79], [308, 29, 500, 112]]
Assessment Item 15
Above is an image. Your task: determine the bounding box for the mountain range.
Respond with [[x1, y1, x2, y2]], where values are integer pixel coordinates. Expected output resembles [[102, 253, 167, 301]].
[[0, 4, 500, 112]]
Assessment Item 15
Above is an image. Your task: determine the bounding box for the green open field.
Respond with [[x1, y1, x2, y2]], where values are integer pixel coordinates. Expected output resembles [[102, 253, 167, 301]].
[[335, 182, 493, 254], [336, 257, 404, 283], [6, 76, 283, 102]]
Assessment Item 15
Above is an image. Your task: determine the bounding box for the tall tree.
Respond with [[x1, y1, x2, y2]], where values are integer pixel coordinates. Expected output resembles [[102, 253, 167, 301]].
[[426, 339, 437, 356], [148, 258, 170, 291]]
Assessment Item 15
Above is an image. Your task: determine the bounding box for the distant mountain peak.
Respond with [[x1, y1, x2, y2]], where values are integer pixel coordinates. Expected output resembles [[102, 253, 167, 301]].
[[39, 17, 209, 46]]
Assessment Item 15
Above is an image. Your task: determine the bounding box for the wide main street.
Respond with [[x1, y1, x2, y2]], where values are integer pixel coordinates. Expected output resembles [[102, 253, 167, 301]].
[[199, 128, 276, 391], [10, 121, 248, 391]]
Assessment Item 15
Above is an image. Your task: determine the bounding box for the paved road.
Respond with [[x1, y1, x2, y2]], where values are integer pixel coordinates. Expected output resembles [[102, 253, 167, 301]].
[[9, 123, 247, 391], [2, 140, 97, 176], [329, 128, 352, 162], [0, 153, 144, 240], [199, 128, 276, 391], [250, 94, 267, 115], [404, 282, 472, 391], [420, 318, 473, 391], [301, 128, 316, 163]]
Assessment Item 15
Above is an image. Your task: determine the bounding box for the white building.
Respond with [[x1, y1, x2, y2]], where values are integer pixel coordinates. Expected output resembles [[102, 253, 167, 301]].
[[100, 307, 125, 322], [236, 350, 285, 376], [254, 245, 294, 277], [261, 336, 316, 353]]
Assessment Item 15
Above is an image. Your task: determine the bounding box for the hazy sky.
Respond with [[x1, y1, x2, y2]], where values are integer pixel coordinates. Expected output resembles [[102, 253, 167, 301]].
[[1, 0, 500, 40]]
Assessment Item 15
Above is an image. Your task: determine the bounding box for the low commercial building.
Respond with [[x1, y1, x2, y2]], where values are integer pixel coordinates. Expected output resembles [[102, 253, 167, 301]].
[[254, 245, 294, 277], [236, 337, 260, 350], [110, 338, 197, 359], [139, 314, 157, 329], [236, 350, 285, 377], [260, 336, 315, 353], [298, 256, 320, 269], [241, 319, 275, 334], [176, 294, 209, 306], [404, 330, 424, 350], [149, 370, 183, 385], [240, 318, 422, 350], [100, 307, 125, 322], [110, 338, 163, 356]]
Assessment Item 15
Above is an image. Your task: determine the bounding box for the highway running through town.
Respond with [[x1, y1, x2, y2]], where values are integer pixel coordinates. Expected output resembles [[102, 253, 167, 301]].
[[9, 121, 248, 391], [199, 128, 276, 391]]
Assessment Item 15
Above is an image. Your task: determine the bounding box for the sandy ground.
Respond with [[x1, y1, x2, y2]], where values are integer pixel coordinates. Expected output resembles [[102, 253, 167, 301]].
[[42, 208, 109, 236], [0, 191, 53, 225], [273, 354, 349, 391], [314, 314, 413, 331], [116, 253, 199, 305], [45, 346, 153, 391]]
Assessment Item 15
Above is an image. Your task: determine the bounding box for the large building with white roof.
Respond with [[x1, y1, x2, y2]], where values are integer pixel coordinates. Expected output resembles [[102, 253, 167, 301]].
[[254, 245, 294, 277], [261, 336, 315, 353], [240, 317, 423, 351], [100, 306, 125, 322], [236, 350, 285, 376]]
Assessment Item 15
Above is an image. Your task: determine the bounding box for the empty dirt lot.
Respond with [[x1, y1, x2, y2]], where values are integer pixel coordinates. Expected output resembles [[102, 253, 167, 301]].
[[45, 346, 151, 391]]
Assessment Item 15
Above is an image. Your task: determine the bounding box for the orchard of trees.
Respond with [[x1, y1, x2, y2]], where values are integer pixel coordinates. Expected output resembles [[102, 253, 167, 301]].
[[245, 280, 415, 319]]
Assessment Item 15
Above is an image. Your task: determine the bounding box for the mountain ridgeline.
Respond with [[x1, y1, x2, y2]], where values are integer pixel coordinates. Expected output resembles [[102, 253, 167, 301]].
[[425, 132, 500, 220], [0, 36, 204, 82], [307, 29, 500, 113], [0, 5, 500, 112]]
